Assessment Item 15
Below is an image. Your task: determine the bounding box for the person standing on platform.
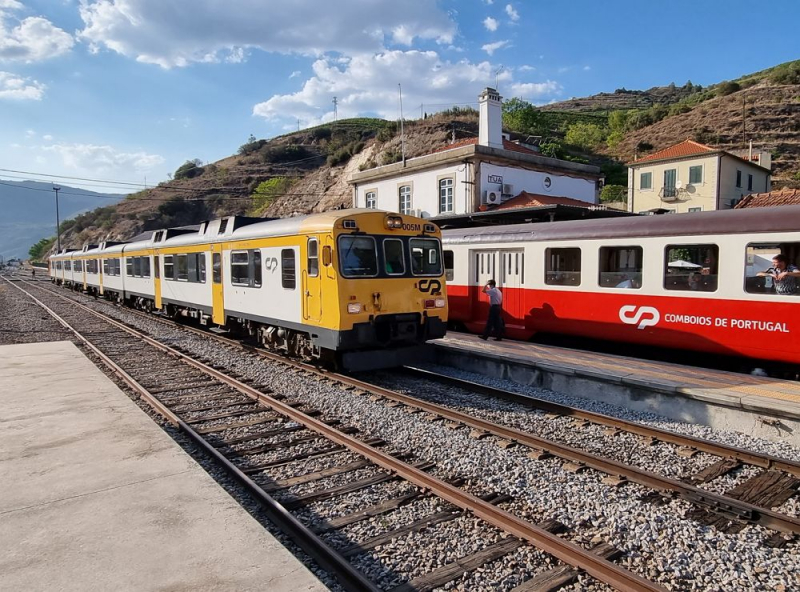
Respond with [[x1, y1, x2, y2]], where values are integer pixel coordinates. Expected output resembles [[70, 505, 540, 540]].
[[480, 279, 504, 341]]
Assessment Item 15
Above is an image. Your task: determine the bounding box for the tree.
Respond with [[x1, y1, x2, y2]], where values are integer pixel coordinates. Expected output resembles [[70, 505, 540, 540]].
[[564, 122, 606, 149], [250, 177, 294, 214], [174, 159, 204, 180], [600, 184, 627, 204], [716, 81, 741, 97], [29, 237, 55, 261], [502, 97, 547, 136]]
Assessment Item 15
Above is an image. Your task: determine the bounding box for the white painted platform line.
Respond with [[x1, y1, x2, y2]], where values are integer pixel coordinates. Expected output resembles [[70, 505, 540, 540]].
[[0, 341, 328, 592]]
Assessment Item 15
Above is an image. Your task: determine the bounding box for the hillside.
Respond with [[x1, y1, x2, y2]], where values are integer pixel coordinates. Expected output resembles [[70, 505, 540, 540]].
[[0, 181, 125, 260], [31, 60, 800, 255]]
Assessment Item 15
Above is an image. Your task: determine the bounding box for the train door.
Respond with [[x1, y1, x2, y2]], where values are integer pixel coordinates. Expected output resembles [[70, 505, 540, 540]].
[[302, 236, 322, 322], [471, 249, 498, 319], [211, 245, 225, 325], [499, 250, 524, 326], [153, 254, 162, 309]]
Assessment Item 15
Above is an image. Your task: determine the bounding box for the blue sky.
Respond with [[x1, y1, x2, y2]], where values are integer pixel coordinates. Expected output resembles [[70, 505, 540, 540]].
[[1, 0, 798, 193]]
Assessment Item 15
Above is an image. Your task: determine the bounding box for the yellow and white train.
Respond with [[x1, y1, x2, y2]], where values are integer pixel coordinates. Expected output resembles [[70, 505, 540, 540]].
[[49, 209, 448, 370]]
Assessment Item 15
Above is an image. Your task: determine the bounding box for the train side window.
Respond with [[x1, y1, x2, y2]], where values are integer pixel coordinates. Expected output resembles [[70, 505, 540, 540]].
[[142, 257, 150, 278], [281, 249, 296, 289], [745, 242, 800, 296], [307, 238, 319, 277], [599, 246, 642, 289], [383, 238, 405, 275], [230, 251, 249, 285], [176, 254, 188, 281], [103, 260, 109, 275], [545, 248, 581, 286], [444, 250, 454, 281], [133, 256, 142, 277], [253, 250, 262, 288], [664, 244, 718, 292], [188, 253, 198, 282], [65, 261, 71, 271], [338, 236, 378, 277], [197, 253, 205, 283], [212, 253, 221, 284], [127, 257, 134, 277]]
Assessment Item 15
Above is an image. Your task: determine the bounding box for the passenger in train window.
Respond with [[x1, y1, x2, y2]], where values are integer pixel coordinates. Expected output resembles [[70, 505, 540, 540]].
[[479, 279, 505, 341], [689, 273, 702, 291], [758, 254, 800, 295], [615, 275, 634, 289]]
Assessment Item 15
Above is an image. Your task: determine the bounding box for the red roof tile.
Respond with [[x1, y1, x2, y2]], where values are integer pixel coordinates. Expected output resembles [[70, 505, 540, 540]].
[[634, 139, 716, 163], [734, 188, 800, 209], [494, 191, 594, 210], [431, 137, 539, 156]]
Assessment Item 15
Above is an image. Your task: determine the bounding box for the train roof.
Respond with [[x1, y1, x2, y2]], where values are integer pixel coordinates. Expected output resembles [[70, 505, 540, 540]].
[[442, 205, 800, 244]]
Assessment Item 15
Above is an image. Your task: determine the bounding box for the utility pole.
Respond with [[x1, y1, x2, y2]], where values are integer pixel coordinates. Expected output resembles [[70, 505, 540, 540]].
[[398, 83, 405, 164], [494, 66, 504, 91], [53, 185, 61, 253], [742, 94, 746, 147]]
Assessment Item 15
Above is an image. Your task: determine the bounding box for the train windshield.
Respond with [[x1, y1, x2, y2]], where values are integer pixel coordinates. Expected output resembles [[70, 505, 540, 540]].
[[338, 236, 378, 277], [410, 238, 442, 276]]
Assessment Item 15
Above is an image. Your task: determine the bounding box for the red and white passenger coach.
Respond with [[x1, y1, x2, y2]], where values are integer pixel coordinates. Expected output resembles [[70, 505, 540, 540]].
[[442, 206, 800, 365]]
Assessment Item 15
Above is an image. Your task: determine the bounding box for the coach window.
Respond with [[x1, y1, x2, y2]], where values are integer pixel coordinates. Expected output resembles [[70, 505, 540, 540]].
[[281, 249, 296, 289], [383, 238, 405, 275], [599, 246, 642, 289], [339, 236, 378, 277], [745, 242, 800, 296], [188, 254, 198, 282], [253, 251, 262, 287], [410, 238, 442, 276], [103, 260, 109, 275], [545, 248, 581, 286], [126, 257, 134, 276], [176, 254, 189, 281], [664, 245, 718, 292], [212, 253, 221, 283], [444, 250, 454, 281], [133, 256, 142, 277], [197, 253, 205, 282], [307, 238, 319, 277], [142, 257, 150, 278], [231, 251, 249, 285], [163, 255, 174, 280]]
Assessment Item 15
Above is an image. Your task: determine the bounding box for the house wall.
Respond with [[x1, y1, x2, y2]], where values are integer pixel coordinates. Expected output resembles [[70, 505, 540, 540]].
[[354, 163, 468, 218], [718, 156, 771, 209], [629, 154, 720, 213], [478, 162, 597, 206]]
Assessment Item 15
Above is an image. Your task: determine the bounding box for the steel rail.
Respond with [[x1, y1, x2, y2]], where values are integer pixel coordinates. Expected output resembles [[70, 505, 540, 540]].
[[5, 279, 380, 592], [402, 365, 800, 478], [16, 280, 665, 592]]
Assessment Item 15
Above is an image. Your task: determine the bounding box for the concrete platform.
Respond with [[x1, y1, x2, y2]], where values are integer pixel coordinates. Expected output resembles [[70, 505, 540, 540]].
[[0, 341, 328, 592], [433, 333, 800, 446]]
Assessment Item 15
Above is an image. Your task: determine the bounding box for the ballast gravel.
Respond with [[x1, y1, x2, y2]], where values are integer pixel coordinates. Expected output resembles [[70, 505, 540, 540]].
[[14, 284, 800, 591]]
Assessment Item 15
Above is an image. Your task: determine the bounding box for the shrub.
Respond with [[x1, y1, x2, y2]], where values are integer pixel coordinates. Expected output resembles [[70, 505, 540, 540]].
[[238, 134, 266, 155], [376, 125, 396, 142], [539, 141, 563, 159], [381, 150, 402, 165], [174, 159, 204, 180], [769, 61, 800, 85], [261, 144, 309, 164], [716, 81, 741, 97], [249, 177, 294, 214], [600, 184, 627, 203], [311, 127, 332, 141], [564, 122, 606, 149]]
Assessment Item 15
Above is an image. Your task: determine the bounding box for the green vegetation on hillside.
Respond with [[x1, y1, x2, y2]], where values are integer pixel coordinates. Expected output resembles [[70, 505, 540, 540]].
[[249, 177, 294, 215], [29, 237, 55, 261]]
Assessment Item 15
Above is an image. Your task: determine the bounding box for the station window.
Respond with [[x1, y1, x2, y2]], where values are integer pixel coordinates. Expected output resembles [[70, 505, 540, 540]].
[[410, 238, 442, 276], [689, 166, 703, 184], [163, 255, 174, 280], [439, 178, 454, 213], [281, 249, 296, 289], [444, 250, 454, 282], [398, 185, 412, 215], [365, 191, 376, 209], [383, 238, 405, 275], [545, 247, 581, 286], [599, 246, 642, 289], [664, 244, 718, 292], [307, 238, 319, 277], [748, 174, 753, 191], [230, 251, 249, 285], [640, 172, 652, 190], [736, 170, 742, 188], [744, 242, 800, 296], [338, 236, 377, 278]]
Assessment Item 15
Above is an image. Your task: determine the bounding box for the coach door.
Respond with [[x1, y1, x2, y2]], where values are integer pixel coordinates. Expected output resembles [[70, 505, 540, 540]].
[[153, 254, 162, 309], [471, 250, 497, 318], [211, 245, 225, 325], [499, 250, 524, 324], [302, 237, 322, 322]]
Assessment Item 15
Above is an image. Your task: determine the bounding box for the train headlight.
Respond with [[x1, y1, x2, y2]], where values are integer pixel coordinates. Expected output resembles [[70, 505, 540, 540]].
[[385, 215, 403, 230], [347, 302, 362, 314], [435, 298, 446, 308]]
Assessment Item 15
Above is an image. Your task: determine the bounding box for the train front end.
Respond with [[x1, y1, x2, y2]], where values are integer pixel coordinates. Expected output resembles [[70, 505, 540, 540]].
[[329, 210, 447, 371]]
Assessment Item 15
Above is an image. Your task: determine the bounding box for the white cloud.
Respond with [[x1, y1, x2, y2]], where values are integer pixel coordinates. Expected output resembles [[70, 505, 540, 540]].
[[583, 65, 591, 71], [43, 134, 53, 140], [0, 72, 44, 99], [25, 128, 35, 137], [253, 50, 511, 126], [509, 80, 561, 99], [505, 4, 519, 21], [483, 17, 498, 32], [77, 0, 457, 68], [481, 40, 509, 56], [289, 70, 301, 79], [518, 64, 534, 72], [0, 5, 74, 63], [43, 142, 165, 174]]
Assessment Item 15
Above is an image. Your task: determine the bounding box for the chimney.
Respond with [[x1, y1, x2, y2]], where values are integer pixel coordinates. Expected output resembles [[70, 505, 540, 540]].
[[478, 87, 503, 149]]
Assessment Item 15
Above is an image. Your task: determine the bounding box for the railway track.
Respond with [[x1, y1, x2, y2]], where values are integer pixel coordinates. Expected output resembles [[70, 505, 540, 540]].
[[6, 277, 666, 592]]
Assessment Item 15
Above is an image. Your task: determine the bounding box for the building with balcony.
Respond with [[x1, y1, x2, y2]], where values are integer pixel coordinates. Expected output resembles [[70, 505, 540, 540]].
[[348, 88, 602, 221], [627, 139, 771, 213]]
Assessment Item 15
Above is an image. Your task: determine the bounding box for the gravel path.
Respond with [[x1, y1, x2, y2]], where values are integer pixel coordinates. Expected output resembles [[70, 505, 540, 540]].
[[8, 280, 800, 591]]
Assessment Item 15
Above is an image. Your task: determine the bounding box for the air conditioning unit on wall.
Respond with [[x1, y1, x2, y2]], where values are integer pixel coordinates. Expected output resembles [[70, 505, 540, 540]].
[[485, 191, 501, 205], [502, 183, 514, 196]]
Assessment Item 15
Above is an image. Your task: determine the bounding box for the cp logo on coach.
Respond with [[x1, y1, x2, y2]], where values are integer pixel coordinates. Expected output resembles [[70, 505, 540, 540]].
[[418, 279, 442, 293], [619, 305, 660, 330]]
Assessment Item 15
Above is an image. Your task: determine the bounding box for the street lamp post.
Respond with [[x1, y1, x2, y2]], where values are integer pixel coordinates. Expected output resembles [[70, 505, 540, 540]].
[[53, 186, 61, 253]]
